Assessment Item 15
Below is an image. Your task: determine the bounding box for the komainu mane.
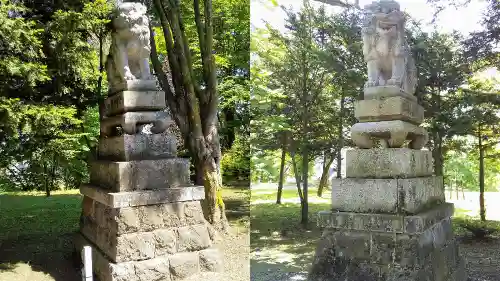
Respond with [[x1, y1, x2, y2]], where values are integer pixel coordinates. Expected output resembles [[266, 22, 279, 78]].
[[362, 0, 417, 95]]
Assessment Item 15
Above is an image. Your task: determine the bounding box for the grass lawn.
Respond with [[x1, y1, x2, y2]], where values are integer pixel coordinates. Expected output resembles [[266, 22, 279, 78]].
[[0, 186, 249, 281], [251, 186, 330, 275]]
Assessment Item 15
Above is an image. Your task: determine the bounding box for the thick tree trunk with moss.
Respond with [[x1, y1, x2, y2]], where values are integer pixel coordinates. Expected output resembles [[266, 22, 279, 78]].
[[150, 0, 230, 232]]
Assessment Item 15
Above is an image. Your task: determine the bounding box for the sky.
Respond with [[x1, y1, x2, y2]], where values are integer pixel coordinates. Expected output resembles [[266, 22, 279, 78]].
[[251, 0, 488, 35], [251, 0, 498, 78]]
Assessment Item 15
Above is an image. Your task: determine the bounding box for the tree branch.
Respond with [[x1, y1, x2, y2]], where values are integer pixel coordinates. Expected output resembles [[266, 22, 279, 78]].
[[148, 21, 187, 134]]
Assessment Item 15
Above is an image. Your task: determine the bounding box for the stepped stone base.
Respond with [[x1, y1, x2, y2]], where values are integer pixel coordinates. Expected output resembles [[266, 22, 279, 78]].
[[309, 203, 467, 281], [76, 191, 223, 281], [75, 233, 223, 281]]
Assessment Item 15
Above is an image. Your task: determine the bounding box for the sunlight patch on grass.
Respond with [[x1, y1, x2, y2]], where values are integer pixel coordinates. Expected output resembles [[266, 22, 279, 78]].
[[0, 263, 53, 281]]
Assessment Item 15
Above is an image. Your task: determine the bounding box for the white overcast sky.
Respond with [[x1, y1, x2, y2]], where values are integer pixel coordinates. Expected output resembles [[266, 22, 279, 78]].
[[251, 0, 488, 35]]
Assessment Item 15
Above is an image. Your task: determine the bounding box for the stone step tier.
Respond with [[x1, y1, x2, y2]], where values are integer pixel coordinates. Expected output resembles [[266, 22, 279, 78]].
[[89, 158, 191, 192], [309, 147, 467, 281], [76, 185, 223, 281], [351, 89, 428, 149], [310, 203, 466, 281]]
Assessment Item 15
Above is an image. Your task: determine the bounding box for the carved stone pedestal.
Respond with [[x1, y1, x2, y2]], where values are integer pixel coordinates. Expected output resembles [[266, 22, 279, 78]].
[[308, 1, 467, 278], [309, 157, 467, 281], [309, 203, 467, 281], [74, 80, 222, 281]]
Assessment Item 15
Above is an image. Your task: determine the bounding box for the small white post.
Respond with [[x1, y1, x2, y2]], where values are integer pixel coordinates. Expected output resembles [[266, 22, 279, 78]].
[[81, 246, 93, 281]]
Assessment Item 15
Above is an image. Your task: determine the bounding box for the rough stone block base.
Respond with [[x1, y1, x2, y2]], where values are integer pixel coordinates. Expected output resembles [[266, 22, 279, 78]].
[[309, 204, 467, 281], [74, 233, 223, 281]]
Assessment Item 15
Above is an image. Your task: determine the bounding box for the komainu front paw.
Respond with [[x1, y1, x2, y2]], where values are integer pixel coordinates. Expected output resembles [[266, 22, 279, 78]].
[[124, 71, 135, 80]]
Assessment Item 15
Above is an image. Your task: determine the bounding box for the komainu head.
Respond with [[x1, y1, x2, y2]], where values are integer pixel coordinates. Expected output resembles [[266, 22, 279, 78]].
[[113, 2, 150, 47]]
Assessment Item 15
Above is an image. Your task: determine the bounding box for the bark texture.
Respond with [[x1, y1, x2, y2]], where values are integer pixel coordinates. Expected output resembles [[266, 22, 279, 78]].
[[150, 0, 229, 232]]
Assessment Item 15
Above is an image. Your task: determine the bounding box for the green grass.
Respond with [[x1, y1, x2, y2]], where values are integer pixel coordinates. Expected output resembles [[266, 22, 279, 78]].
[[0, 187, 249, 241], [250, 186, 330, 272], [0, 189, 82, 241], [222, 186, 250, 230]]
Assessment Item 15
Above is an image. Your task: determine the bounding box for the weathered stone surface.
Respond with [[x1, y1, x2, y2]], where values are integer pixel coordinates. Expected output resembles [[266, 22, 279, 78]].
[[104, 90, 165, 116], [75, 232, 171, 281], [80, 185, 204, 208], [351, 120, 428, 149], [399, 177, 445, 213], [354, 96, 424, 124], [331, 176, 444, 214], [331, 178, 398, 213], [176, 224, 212, 252], [108, 78, 159, 96], [80, 196, 206, 234], [309, 216, 464, 281], [345, 148, 433, 178], [199, 248, 223, 272], [169, 252, 200, 281], [364, 85, 417, 101], [403, 203, 455, 234], [98, 133, 177, 161], [80, 220, 211, 263], [100, 111, 173, 136], [317, 203, 455, 234], [317, 211, 404, 233], [89, 158, 190, 192]]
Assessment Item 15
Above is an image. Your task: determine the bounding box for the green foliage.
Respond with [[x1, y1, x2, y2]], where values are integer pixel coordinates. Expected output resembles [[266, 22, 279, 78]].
[[0, 0, 111, 193], [251, 5, 364, 187], [454, 216, 500, 239], [221, 134, 250, 182], [0, 0, 49, 94], [0, 98, 92, 192], [444, 148, 500, 192], [251, 150, 284, 183]]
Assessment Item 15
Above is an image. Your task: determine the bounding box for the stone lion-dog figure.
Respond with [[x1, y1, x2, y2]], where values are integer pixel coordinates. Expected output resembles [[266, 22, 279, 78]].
[[362, 0, 417, 95], [106, 2, 152, 92]]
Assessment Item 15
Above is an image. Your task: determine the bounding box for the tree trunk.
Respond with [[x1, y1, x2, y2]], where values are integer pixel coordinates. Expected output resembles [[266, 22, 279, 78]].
[[336, 95, 345, 179], [478, 132, 486, 221], [50, 153, 57, 191], [317, 153, 334, 197], [290, 151, 304, 202], [195, 161, 205, 186], [150, 0, 229, 232], [201, 158, 229, 231], [301, 149, 309, 226], [276, 140, 287, 204], [44, 161, 50, 197]]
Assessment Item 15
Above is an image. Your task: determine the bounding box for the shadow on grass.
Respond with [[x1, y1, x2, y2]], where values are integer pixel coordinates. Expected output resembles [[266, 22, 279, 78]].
[[0, 192, 83, 281], [250, 201, 331, 277], [223, 187, 250, 228]]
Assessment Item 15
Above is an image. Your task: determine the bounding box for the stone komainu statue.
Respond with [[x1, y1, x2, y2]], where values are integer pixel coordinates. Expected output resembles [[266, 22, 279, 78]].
[[106, 2, 152, 94], [361, 0, 417, 95]]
